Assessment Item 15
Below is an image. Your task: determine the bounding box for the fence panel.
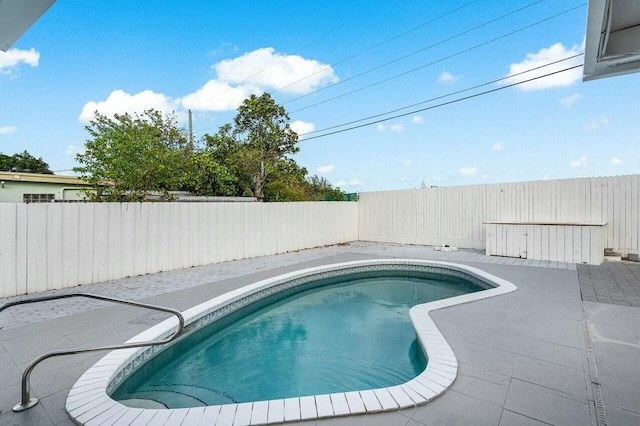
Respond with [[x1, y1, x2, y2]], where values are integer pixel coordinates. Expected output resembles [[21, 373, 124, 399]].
[[1, 202, 358, 298], [359, 175, 640, 256]]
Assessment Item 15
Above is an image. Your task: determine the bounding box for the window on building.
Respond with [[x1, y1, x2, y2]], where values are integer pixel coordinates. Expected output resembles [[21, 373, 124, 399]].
[[23, 193, 55, 203]]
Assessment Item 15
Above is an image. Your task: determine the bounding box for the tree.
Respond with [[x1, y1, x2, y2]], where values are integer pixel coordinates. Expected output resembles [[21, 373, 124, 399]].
[[232, 93, 299, 200], [305, 174, 346, 201], [75, 109, 195, 201], [0, 150, 53, 174]]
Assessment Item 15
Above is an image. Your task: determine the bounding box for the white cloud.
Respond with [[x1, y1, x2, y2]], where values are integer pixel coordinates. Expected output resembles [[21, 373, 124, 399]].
[[401, 159, 413, 168], [335, 179, 363, 187], [65, 144, 85, 156], [316, 164, 335, 173], [214, 47, 338, 94], [542, 174, 554, 180], [481, 174, 490, 180], [438, 71, 460, 84], [376, 124, 385, 132], [491, 141, 504, 151], [585, 117, 609, 131], [290, 120, 315, 139], [79, 89, 179, 123], [610, 157, 624, 166], [180, 80, 259, 112], [0, 48, 39, 74], [560, 94, 582, 108], [412, 116, 424, 124], [390, 123, 404, 133], [459, 166, 478, 177], [0, 126, 18, 135], [81, 48, 338, 118], [569, 155, 588, 168], [505, 42, 583, 91], [57, 170, 80, 176]]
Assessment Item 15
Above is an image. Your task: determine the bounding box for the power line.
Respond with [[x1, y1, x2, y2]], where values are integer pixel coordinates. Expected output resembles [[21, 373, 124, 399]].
[[193, 0, 481, 135], [290, 3, 586, 115], [270, 0, 482, 95], [298, 64, 583, 141], [282, 0, 545, 106], [302, 53, 583, 135]]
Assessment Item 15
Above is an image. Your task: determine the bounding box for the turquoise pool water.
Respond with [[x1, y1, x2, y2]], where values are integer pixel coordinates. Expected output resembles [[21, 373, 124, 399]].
[[111, 271, 482, 408]]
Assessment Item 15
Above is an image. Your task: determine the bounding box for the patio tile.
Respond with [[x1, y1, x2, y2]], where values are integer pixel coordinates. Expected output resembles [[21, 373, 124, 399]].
[[435, 318, 521, 353], [511, 355, 588, 398], [593, 342, 640, 384], [431, 307, 528, 335], [517, 336, 584, 370], [0, 352, 20, 390], [446, 338, 517, 377], [316, 411, 410, 426], [452, 363, 510, 407], [40, 388, 74, 425], [498, 409, 551, 426], [0, 401, 56, 426], [411, 389, 502, 426], [529, 296, 582, 321], [504, 378, 591, 426], [606, 405, 640, 426], [523, 312, 585, 349], [600, 375, 640, 414], [2, 332, 78, 366]]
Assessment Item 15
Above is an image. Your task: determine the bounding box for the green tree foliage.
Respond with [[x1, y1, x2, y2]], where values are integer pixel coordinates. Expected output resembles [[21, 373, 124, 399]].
[[202, 94, 345, 202], [75, 110, 198, 201], [232, 93, 299, 200], [75, 97, 345, 202], [306, 175, 346, 201], [0, 150, 53, 174]]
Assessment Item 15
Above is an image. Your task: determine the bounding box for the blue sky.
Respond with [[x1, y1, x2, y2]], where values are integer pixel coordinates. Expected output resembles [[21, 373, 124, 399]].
[[0, 0, 638, 192]]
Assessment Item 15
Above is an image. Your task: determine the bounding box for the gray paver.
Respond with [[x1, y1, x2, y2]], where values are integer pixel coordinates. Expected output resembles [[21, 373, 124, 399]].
[[605, 405, 640, 426], [599, 375, 640, 414], [451, 364, 510, 407], [578, 262, 640, 307], [517, 336, 585, 370], [498, 410, 550, 426], [411, 390, 503, 426], [504, 379, 592, 426], [511, 355, 588, 398]]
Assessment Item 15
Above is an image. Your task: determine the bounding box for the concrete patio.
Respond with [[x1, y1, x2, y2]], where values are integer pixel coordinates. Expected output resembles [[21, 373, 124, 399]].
[[1, 242, 639, 426]]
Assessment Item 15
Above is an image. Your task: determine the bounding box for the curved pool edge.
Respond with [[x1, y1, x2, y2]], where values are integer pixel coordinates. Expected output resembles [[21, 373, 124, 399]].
[[65, 259, 517, 426]]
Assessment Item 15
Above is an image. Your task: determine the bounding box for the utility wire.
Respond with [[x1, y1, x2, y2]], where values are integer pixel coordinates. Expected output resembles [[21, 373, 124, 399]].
[[270, 0, 482, 95], [282, 0, 545, 105], [290, 3, 586, 114], [299, 64, 583, 141], [194, 0, 480, 135], [302, 53, 583, 135]]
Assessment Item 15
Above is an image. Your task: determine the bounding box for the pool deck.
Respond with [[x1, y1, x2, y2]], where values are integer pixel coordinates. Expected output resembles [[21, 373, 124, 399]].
[[1, 241, 639, 426]]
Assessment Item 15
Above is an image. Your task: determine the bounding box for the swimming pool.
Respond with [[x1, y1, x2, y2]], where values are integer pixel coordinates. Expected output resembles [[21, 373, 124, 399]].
[[66, 259, 517, 425]]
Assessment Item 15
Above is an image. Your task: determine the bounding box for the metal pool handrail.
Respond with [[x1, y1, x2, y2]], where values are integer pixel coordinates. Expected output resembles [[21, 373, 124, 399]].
[[0, 293, 185, 412]]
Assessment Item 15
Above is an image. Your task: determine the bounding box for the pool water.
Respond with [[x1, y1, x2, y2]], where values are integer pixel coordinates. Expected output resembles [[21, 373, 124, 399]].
[[111, 273, 481, 408]]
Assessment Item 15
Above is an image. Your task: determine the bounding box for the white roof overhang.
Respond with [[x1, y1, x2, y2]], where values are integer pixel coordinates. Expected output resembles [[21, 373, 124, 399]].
[[0, 0, 56, 51], [584, 0, 640, 81]]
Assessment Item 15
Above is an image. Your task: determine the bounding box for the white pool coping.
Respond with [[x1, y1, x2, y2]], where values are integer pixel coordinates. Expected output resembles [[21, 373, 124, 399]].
[[66, 259, 517, 426]]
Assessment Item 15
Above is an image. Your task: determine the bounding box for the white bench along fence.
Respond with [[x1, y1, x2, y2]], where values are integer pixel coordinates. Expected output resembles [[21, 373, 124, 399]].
[[0, 202, 358, 298]]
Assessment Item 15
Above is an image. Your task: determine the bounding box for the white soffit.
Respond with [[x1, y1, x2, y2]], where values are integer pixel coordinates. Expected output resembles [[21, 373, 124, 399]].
[[0, 0, 56, 51], [584, 0, 640, 81]]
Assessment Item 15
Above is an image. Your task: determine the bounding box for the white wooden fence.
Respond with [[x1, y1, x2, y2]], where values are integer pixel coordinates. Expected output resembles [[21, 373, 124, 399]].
[[0, 202, 358, 298], [359, 174, 640, 257], [2, 174, 638, 298]]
